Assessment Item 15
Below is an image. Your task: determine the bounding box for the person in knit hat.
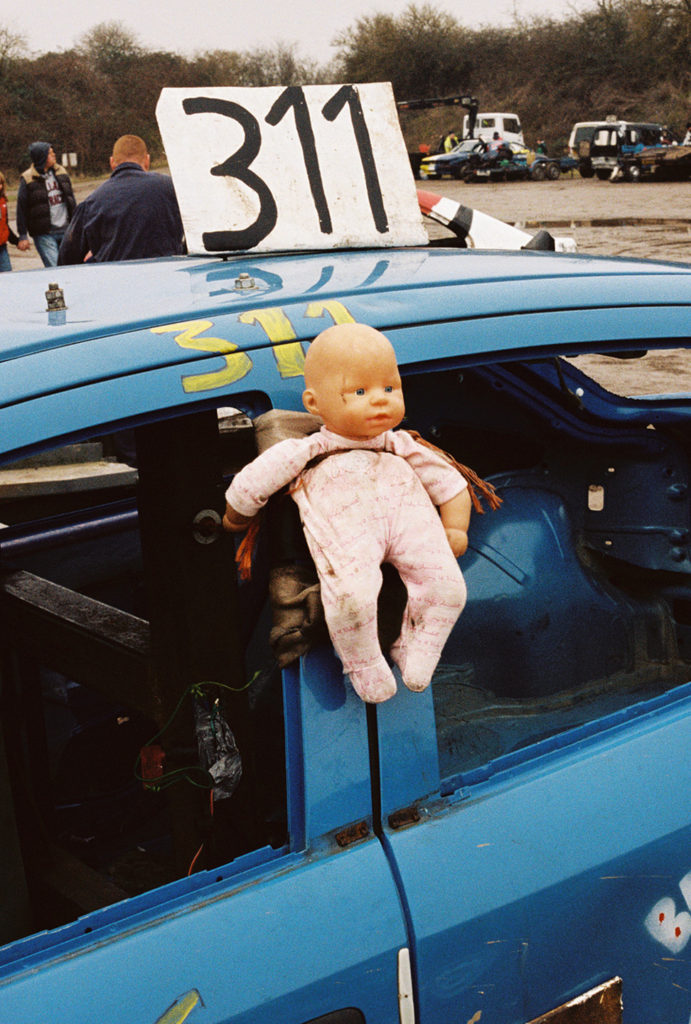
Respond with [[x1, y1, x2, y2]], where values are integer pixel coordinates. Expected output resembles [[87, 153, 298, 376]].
[[16, 142, 76, 267]]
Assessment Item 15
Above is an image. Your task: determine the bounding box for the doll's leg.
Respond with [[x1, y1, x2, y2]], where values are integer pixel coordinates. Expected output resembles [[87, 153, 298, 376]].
[[315, 557, 397, 702], [389, 519, 467, 692], [391, 561, 466, 690], [293, 451, 399, 702]]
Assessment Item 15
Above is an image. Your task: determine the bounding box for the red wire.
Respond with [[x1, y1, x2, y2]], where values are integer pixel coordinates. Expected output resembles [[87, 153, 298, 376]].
[[187, 787, 215, 876]]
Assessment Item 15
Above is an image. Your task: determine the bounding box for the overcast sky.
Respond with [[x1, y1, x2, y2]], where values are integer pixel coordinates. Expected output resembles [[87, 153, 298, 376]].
[[9, 0, 590, 62]]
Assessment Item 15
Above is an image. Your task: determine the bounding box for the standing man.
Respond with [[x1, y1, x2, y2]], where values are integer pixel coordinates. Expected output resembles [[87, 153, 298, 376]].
[[58, 135, 184, 265], [17, 142, 76, 267]]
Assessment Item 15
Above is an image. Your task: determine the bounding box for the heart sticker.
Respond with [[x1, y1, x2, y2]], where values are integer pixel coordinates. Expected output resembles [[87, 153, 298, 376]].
[[645, 897, 691, 954]]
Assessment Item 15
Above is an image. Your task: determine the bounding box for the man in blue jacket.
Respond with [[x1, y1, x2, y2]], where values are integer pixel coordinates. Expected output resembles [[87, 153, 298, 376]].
[[58, 135, 185, 264]]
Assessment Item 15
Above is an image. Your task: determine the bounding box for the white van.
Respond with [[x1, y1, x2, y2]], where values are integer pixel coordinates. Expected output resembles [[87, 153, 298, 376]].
[[462, 111, 524, 145], [568, 121, 603, 158]]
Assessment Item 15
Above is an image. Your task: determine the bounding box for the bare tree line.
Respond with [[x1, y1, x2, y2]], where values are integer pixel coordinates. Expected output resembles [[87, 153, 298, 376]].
[[0, 0, 689, 178]]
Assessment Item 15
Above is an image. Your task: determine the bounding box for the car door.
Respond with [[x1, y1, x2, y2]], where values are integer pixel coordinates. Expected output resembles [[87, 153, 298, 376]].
[[0, 664, 410, 1024], [0, 404, 409, 1024], [377, 682, 691, 1024], [371, 353, 691, 1024]]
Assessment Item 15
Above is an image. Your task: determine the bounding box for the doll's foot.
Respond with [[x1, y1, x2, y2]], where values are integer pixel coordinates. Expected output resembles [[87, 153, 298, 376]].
[[348, 661, 397, 703], [390, 642, 433, 692], [401, 669, 433, 693]]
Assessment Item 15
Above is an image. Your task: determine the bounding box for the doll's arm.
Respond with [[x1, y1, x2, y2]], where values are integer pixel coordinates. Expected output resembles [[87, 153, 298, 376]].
[[223, 504, 257, 533], [223, 433, 320, 533], [439, 489, 472, 557]]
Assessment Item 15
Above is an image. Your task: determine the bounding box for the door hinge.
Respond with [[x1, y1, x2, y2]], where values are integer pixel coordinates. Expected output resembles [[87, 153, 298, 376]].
[[389, 805, 421, 830], [335, 820, 370, 848]]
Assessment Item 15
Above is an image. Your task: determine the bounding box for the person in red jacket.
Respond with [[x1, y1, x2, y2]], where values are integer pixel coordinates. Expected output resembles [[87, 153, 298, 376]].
[[0, 171, 19, 272]]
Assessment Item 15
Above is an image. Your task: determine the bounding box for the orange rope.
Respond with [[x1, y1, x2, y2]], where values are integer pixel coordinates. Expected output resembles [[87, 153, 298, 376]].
[[235, 515, 262, 581], [405, 430, 503, 513]]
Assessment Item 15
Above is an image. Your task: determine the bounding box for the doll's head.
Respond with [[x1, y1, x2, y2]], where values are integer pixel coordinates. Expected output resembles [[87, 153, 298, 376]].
[[302, 323, 405, 441]]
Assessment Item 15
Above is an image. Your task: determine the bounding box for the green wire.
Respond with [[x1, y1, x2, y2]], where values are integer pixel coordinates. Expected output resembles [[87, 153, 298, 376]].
[[133, 674, 258, 790]]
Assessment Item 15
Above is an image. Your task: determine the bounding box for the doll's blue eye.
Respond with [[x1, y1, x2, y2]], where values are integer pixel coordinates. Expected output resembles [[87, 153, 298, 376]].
[[384, 385, 393, 392], [355, 388, 365, 396]]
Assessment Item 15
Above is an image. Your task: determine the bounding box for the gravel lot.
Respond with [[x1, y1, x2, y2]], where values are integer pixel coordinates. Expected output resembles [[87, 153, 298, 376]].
[[8, 171, 691, 268], [421, 175, 691, 396], [421, 174, 691, 261]]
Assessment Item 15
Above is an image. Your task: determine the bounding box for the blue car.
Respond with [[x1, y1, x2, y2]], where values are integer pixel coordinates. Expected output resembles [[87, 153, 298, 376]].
[[1, 229, 691, 1024], [419, 138, 486, 179]]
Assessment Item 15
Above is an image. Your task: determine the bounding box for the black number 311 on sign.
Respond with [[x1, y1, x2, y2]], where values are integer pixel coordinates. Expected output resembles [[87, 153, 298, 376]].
[[182, 85, 390, 252]]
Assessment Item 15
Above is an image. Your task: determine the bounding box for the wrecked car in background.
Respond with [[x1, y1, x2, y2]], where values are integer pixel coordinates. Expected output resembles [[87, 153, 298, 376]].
[[419, 137, 486, 179]]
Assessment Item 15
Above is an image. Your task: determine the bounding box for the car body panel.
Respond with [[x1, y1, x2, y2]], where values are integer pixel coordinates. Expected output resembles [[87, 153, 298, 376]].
[[379, 683, 691, 1023], [5, 298, 689, 464], [0, 840, 408, 1023], [3, 250, 690, 456]]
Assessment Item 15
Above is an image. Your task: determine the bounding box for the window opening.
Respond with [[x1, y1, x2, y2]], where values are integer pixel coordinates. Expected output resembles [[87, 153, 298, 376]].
[[0, 403, 287, 945], [398, 357, 691, 781]]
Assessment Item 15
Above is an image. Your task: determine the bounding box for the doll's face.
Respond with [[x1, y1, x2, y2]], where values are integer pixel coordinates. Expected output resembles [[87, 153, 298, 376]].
[[302, 326, 405, 441]]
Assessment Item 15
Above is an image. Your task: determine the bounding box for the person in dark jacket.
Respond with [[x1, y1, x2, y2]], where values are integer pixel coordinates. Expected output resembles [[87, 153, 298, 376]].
[[16, 142, 76, 267], [58, 134, 185, 265]]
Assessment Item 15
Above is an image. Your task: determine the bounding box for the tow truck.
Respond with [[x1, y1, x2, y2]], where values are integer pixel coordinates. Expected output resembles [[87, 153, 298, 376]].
[[397, 93, 480, 178]]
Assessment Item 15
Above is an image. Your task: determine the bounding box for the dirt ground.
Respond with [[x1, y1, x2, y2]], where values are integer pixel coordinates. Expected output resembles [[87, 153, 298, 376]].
[[421, 174, 691, 262], [7, 174, 690, 394], [418, 176, 691, 397]]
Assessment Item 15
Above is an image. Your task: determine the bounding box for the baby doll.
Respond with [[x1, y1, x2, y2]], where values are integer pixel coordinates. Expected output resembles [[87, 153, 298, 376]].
[[223, 322, 471, 703]]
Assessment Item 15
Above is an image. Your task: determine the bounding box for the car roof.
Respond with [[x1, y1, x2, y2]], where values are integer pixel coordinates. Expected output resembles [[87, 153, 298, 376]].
[[592, 121, 662, 131], [431, 140, 481, 159], [6, 247, 688, 356], [470, 112, 519, 119], [2, 248, 690, 457], [569, 121, 606, 132]]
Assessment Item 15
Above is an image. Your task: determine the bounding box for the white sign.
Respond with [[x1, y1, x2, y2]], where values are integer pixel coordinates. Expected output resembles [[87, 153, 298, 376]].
[[156, 83, 427, 255]]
